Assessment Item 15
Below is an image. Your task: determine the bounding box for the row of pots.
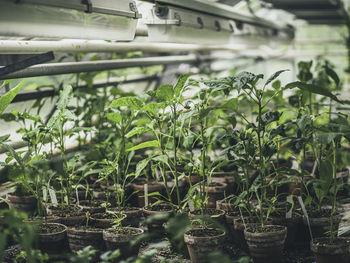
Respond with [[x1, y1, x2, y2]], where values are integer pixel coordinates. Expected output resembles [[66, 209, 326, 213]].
[[37, 222, 144, 261], [4, 195, 350, 263]]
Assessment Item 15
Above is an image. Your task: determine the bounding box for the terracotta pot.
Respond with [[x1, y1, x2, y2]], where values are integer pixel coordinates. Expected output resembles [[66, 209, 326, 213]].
[[189, 208, 226, 227], [336, 168, 349, 195], [204, 182, 227, 208], [233, 217, 273, 252], [244, 224, 287, 263], [7, 194, 37, 213], [142, 204, 174, 234], [165, 178, 186, 205], [131, 181, 165, 207], [211, 172, 236, 195], [184, 228, 226, 263], [216, 199, 236, 211], [303, 209, 341, 239], [185, 174, 203, 186], [112, 207, 143, 227], [4, 245, 21, 262], [225, 211, 239, 240], [75, 188, 92, 201], [271, 213, 302, 248], [103, 227, 144, 261], [91, 213, 127, 229], [38, 223, 67, 254], [311, 237, 350, 263], [46, 204, 85, 227], [67, 227, 104, 253], [78, 200, 104, 214]]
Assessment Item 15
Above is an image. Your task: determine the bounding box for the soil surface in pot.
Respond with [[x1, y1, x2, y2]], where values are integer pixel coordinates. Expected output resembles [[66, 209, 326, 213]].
[[307, 208, 335, 217], [144, 205, 173, 212], [79, 200, 102, 207], [92, 213, 121, 219], [107, 227, 141, 235], [48, 205, 82, 217], [246, 224, 285, 233], [191, 208, 223, 216], [39, 223, 65, 234], [186, 228, 224, 237]]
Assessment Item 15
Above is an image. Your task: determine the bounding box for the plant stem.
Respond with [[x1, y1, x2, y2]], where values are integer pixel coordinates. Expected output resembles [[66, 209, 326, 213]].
[[172, 105, 181, 205], [257, 99, 265, 226], [330, 141, 337, 243]]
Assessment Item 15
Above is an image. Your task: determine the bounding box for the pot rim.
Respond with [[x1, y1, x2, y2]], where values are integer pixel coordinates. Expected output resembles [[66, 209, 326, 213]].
[[39, 222, 67, 236], [244, 224, 287, 234], [103, 226, 144, 237], [312, 237, 350, 248], [91, 213, 127, 220], [184, 227, 226, 239], [189, 208, 226, 217]]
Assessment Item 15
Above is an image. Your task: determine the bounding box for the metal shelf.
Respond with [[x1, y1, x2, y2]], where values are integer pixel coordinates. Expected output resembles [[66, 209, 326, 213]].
[[263, 0, 349, 25]]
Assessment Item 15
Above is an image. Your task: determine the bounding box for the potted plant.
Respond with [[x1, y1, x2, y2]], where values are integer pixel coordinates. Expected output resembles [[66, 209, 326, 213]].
[[67, 212, 105, 253], [204, 70, 294, 262], [102, 216, 144, 261]]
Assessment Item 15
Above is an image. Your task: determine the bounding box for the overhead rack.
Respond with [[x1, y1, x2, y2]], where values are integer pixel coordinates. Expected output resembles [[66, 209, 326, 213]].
[[263, 0, 350, 25], [142, 0, 294, 44], [0, 0, 141, 40]]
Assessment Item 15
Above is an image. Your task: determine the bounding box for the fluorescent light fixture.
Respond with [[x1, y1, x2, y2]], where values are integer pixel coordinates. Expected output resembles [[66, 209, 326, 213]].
[[0, 0, 141, 40]]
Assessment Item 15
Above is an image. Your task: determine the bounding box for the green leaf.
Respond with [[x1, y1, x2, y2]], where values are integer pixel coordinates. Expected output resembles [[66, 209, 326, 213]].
[[296, 115, 311, 132], [125, 127, 150, 138], [261, 111, 280, 125], [109, 97, 143, 110], [57, 85, 73, 110], [155, 84, 174, 101], [152, 154, 168, 164], [286, 81, 342, 103], [221, 98, 238, 111], [0, 81, 23, 114], [174, 74, 192, 96], [319, 160, 333, 191], [141, 102, 165, 115], [135, 158, 150, 177], [126, 140, 159, 152], [264, 70, 289, 87], [234, 72, 263, 92], [316, 132, 338, 145], [0, 134, 10, 144], [324, 66, 340, 87], [2, 144, 23, 167], [106, 112, 122, 124]]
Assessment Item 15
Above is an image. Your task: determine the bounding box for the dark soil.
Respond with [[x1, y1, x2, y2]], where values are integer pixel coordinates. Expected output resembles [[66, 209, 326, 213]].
[[49, 205, 83, 217], [307, 208, 335, 217], [123, 206, 141, 211], [106, 227, 141, 236], [246, 224, 285, 233], [207, 182, 224, 187], [314, 237, 350, 246], [145, 205, 173, 212], [235, 216, 260, 224], [79, 200, 102, 207], [39, 223, 65, 234], [191, 208, 223, 216], [70, 225, 102, 231], [92, 212, 119, 219], [186, 228, 224, 237], [226, 210, 240, 217]]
